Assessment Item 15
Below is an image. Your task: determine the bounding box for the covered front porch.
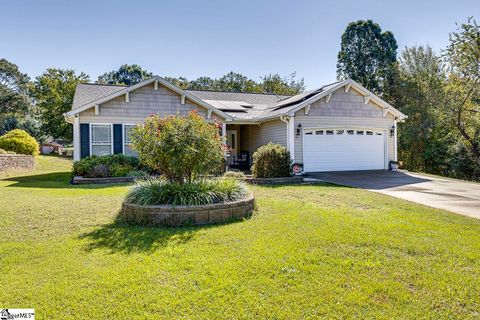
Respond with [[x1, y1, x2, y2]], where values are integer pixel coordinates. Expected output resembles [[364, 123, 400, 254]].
[[224, 124, 253, 170]]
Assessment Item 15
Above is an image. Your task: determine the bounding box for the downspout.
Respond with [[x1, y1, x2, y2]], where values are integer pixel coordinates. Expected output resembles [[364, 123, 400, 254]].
[[280, 115, 295, 162], [394, 119, 398, 162]]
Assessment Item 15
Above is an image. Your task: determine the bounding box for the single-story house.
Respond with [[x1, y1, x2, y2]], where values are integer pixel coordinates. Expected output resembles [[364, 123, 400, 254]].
[[65, 76, 406, 173]]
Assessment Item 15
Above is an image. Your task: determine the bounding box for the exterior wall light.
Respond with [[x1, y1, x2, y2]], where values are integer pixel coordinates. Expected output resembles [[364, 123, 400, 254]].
[[296, 123, 302, 138]]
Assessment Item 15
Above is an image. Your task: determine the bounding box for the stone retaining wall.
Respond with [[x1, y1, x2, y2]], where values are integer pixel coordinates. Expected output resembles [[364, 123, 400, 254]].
[[0, 155, 35, 173], [120, 194, 255, 227]]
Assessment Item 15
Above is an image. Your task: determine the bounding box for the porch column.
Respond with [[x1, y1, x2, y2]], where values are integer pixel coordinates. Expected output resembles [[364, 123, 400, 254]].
[[222, 122, 227, 156], [73, 115, 80, 161], [394, 119, 398, 161], [288, 116, 295, 162]]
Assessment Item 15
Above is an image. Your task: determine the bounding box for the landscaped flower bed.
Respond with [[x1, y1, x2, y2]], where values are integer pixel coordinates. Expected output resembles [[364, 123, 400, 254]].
[[119, 111, 255, 227], [72, 154, 148, 182], [121, 192, 254, 227]]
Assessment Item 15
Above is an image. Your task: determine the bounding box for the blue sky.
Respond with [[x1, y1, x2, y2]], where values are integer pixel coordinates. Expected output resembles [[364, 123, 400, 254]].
[[1, 0, 478, 89]]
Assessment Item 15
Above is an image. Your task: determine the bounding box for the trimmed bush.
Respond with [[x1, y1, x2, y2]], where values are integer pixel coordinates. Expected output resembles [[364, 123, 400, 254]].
[[72, 154, 146, 178], [130, 111, 225, 183], [251, 142, 292, 178], [0, 129, 39, 155], [124, 178, 248, 206]]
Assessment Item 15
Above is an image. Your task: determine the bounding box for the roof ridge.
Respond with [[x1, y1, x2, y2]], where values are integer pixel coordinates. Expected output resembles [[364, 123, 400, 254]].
[[185, 88, 293, 97], [79, 83, 128, 87]]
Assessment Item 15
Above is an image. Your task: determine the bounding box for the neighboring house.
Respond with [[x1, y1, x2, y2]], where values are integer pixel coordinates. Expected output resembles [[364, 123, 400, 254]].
[[65, 76, 406, 172], [41, 141, 63, 155]]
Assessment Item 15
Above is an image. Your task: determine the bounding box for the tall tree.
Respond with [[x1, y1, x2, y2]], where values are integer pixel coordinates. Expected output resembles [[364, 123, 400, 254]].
[[396, 46, 450, 173], [31, 68, 89, 141], [443, 18, 480, 164], [97, 64, 153, 86], [336, 20, 398, 100], [0, 58, 31, 115]]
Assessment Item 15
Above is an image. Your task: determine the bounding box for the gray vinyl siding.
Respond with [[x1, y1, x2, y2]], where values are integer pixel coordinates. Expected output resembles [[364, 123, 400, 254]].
[[79, 82, 224, 123], [294, 88, 396, 163], [247, 119, 287, 154]]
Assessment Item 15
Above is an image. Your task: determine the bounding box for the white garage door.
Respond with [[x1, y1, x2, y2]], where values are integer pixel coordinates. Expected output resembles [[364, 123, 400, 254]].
[[303, 128, 386, 172]]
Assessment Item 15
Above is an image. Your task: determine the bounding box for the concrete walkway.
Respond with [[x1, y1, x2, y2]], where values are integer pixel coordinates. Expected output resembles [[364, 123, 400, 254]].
[[309, 170, 480, 218]]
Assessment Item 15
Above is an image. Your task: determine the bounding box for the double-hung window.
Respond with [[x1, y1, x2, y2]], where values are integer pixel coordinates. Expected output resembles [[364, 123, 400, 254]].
[[123, 124, 137, 156], [91, 124, 112, 156]]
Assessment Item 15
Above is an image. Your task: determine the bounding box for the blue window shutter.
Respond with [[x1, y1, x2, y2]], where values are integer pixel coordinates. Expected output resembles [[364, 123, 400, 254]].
[[113, 124, 123, 154], [80, 124, 90, 158]]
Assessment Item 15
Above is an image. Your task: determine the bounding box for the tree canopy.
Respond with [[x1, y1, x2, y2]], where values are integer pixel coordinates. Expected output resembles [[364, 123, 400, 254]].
[[337, 20, 398, 100], [443, 18, 480, 165], [166, 71, 305, 95], [97, 64, 153, 86], [0, 58, 31, 115], [31, 68, 89, 141], [396, 46, 449, 173]]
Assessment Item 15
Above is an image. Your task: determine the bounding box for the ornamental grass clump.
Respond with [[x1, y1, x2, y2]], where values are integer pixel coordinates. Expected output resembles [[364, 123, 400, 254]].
[[125, 178, 248, 206]]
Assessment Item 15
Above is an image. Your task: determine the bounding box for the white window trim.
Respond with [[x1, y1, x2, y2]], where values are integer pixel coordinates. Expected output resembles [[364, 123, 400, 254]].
[[90, 123, 113, 156], [122, 123, 136, 155]]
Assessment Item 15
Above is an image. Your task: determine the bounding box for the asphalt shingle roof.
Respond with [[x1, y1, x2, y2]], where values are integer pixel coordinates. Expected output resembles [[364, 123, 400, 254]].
[[72, 83, 126, 110], [70, 81, 341, 121]]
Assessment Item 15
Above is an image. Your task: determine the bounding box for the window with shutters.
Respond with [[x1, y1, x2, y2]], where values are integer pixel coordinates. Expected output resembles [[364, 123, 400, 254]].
[[91, 124, 112, 156]]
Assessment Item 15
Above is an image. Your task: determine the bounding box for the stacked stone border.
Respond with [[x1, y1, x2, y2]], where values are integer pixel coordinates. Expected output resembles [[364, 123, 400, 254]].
[[245, 176, 304, 185], [121, 193, 255, 227], [0, 155, 34, 173], [72, 176, 135, 184]]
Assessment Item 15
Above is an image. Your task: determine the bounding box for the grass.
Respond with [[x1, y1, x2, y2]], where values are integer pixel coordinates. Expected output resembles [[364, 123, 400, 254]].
[[1, 156, 480, 319]]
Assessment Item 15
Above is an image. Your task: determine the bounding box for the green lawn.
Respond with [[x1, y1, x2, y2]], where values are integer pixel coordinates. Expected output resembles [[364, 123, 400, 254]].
[[1, 156, 480, 319]]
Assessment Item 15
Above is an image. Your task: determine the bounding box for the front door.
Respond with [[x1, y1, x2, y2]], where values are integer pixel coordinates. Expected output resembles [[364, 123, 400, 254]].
[[226, 130, 238, 164]]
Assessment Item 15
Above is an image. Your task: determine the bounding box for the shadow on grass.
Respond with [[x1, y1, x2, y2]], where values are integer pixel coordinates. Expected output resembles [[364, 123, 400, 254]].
[[79, 216, 205, 254], [2, 172, 128, 189]]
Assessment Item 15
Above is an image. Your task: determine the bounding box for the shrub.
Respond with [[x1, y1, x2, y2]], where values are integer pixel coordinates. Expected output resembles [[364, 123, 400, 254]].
[[124, 178, 248, 206], [223, 171, 246, 179], [251, 142, 292, 178], [0, 148, 6, 154], [130, 111, 225, 183], [126, 170, 149, 178], [0, 129, 39, 155], [72, 154, 144, 178]]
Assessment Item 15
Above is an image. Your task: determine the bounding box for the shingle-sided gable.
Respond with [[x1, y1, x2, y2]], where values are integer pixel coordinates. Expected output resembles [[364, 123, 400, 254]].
[[295, 86, 389, 118], [79, 82, 224, 122]]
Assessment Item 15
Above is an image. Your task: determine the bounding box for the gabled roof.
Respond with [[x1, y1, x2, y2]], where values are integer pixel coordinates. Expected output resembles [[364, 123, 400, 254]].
[[257, 79, 407, 121], [72, 83, 126, 110], [65, 76, 233, 121], [67, 77, 406, 123]]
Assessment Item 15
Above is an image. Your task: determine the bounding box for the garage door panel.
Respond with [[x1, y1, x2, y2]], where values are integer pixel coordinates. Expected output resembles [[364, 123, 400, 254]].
[[303, 129, 385, 172]]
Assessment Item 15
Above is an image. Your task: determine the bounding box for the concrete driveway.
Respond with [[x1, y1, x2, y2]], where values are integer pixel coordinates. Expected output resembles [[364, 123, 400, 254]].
[[309, 170, 480, 218]]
